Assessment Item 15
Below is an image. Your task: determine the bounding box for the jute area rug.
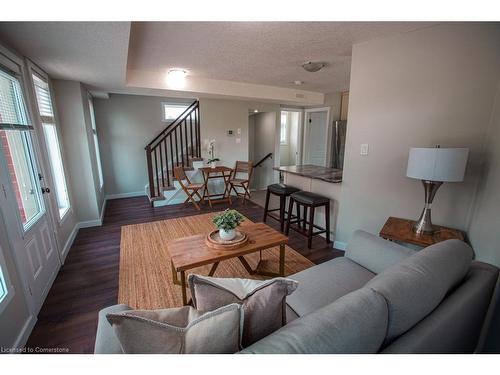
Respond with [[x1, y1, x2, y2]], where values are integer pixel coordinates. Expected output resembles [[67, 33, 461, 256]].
[[118, 212, 314, 309]]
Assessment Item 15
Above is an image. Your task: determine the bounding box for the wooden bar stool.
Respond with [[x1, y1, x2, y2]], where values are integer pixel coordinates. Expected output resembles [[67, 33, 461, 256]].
[[285, 191, 331, 249], [263, 183, 300, 232]]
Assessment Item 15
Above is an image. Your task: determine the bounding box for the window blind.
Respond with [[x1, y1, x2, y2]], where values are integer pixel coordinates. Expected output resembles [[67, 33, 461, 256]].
[[32, 74, 55, 123], [0, 68, 31, 129]]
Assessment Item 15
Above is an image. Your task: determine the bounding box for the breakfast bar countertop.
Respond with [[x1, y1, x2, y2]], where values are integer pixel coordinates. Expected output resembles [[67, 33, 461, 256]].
[[274, 165, 343, 183]]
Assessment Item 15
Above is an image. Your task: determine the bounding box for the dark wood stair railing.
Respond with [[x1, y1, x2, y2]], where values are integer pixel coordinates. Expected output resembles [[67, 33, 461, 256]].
[[254, 152, 273, 168], [145, 100, 201, 201]]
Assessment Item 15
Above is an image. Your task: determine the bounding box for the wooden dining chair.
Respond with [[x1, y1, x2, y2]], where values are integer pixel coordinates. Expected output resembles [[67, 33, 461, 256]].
[[173, 166, 204, 210], [228, 161, 253, 204]]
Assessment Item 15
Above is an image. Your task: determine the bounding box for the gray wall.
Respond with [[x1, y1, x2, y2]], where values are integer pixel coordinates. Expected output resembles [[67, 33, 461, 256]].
[[52, 80, 101, 222], [468, 81, 500, 266], [93, 94, 279, 196], [336, 23, 500, 260], [251, 112, 277, 190]]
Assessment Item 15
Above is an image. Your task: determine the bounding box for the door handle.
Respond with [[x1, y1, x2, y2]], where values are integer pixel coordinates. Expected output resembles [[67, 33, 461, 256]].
[[41, 187, 51, 194]]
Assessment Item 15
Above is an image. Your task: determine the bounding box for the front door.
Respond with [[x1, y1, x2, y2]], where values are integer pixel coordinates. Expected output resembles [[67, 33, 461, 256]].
[[0, 65, 60, 315]]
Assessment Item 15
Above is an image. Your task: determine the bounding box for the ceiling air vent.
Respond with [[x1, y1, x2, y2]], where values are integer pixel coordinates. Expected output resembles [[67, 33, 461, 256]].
[[295, 93, 305, 99]]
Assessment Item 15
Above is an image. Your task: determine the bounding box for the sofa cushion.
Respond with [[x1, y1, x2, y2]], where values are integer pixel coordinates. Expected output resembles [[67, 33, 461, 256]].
[[240, 288, 388, 354], [188, 275, 298, 347], [94, 304, 130, 354], [345, 230, 416, 274], [106, 304, 244, 354], [287, 257, 375, 317], [365, 239, 473, 343]]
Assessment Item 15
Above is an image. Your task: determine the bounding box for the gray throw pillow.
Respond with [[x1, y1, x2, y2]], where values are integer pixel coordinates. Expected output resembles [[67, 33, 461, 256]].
[[365, 239, 473, 343], [188, 275, 298, 347], [106, 303, 244, 354]]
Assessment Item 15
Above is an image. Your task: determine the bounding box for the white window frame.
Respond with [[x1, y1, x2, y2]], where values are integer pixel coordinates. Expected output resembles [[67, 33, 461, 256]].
[[27, 61, 72, 224], [280, 112, 289, 145], [0, 246, 14, 315], [161, 102, 190, 123], [88, 95, 104, 190]]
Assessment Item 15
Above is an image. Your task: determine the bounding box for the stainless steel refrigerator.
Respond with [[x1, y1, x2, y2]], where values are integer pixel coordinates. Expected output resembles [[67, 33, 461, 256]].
[[331, 120, 347, 169]]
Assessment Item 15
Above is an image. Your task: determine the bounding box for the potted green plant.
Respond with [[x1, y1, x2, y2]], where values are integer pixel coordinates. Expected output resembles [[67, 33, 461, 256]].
[[212, 209, 245, 241]]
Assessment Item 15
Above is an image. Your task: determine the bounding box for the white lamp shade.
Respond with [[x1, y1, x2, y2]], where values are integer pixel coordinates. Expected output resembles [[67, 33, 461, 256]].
[[406, 147, 469, 182]]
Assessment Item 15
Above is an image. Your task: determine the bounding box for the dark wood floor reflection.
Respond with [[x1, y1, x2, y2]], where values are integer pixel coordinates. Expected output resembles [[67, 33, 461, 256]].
[[26, 196, 343, 353]]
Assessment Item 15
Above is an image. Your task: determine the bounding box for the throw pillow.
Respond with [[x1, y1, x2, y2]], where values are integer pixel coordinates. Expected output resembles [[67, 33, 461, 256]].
[[106, 303, 244, 354], [188, 274, 298, 347]]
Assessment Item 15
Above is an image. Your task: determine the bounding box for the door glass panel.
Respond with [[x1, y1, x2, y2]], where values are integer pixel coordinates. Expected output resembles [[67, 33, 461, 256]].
[[0, 130, 43, 229], [42, 123, 70, 218]]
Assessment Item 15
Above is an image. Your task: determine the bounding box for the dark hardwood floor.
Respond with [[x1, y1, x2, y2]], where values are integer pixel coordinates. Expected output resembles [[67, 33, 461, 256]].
[[25, 196, 343, 353]]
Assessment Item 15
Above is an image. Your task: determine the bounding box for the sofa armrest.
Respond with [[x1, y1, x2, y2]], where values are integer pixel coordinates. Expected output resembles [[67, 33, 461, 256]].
[[345, 230, 415, 274], [94, 304, 131, 354]]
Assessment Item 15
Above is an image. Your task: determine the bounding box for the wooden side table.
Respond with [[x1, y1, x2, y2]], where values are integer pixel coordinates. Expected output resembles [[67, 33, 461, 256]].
[[379, 216, 465, 247], [199, 166, 233, 208]]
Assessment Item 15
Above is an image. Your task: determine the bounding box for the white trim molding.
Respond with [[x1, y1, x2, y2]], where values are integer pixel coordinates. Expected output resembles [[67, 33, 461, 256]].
[[60, 224, 79, 263], [105, 191, 146, 200], [333, 240, 347, 251]]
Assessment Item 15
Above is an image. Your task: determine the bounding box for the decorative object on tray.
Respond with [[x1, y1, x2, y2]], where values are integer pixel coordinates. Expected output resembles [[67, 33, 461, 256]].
[[206, 139, 220, 168], [206, 229, 248, 250], [212, 209, 245, 241]]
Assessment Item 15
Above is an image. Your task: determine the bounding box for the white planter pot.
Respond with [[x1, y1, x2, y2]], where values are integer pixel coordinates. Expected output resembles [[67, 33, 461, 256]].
[[219, 228, 236, 241], [210, 161, 217, 169]]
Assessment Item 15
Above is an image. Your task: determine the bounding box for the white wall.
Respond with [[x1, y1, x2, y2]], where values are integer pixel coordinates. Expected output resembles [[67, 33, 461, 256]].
[[336, 23, 500, 251]]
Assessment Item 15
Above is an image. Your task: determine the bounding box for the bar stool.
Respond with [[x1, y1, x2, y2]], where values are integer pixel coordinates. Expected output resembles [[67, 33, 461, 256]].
[[263, 183, 301, 232], [285, 191, 330, 249]]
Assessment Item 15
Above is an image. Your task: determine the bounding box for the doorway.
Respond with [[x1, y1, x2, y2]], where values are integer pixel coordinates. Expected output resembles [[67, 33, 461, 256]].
[[248, 111, 277, 207], [279, 110, 302, 167], [303, 107, 330, 167]]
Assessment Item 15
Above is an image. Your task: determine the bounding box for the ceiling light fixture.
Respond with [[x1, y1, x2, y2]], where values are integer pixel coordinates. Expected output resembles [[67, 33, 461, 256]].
[[293, 80, 304, 86], [166, 69, 188, 88], [253, 109, 259, 113], [302, 61, 326, 73]]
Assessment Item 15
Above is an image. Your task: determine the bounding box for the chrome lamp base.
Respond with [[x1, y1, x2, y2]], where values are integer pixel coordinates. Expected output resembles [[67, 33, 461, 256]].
[[413, 180, 443, 235]]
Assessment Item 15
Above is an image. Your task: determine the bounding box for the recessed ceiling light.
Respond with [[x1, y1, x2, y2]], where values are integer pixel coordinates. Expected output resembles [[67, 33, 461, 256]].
[[253, 109, 259, 113], [302, 61, 326, 73], [166, 69, 188, 88], [293, 80, 304, 86]]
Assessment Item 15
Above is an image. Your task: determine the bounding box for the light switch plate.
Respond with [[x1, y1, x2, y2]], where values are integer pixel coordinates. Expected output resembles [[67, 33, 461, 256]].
[[237, 128, 241, 135], [360, 143, 369, 156], [236, 138, 241, 144]]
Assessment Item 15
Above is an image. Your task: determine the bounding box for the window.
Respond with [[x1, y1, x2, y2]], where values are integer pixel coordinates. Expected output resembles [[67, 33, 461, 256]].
[[32, 74, 71, 219], [280, 112, 288, 144], [162, 103, 189, 122], [0, 68, 44, 230], [88, 97, 104, 189]]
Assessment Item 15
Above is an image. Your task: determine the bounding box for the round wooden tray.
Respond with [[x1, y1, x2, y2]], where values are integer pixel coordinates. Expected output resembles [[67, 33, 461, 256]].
[[206, 229, 248, 250]]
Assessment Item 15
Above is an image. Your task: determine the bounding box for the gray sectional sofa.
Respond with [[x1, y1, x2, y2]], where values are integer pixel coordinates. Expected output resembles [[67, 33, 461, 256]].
[[95, 230, 499, 354]]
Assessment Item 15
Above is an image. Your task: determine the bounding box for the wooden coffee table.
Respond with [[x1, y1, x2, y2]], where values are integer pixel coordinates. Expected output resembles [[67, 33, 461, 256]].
[[168, 222, 288, 305]]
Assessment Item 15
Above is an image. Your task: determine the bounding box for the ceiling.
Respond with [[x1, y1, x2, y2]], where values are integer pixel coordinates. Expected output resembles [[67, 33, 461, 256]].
[[0, 21, 437, 103], [128, 22, 436, 93]]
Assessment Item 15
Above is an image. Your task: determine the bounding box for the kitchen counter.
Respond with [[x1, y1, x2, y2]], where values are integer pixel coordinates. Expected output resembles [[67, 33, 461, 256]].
[[274, 165, 343, 183]]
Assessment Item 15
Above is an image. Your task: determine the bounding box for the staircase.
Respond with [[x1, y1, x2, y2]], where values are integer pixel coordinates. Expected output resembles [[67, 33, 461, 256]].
[[145, 100, 203, 205]]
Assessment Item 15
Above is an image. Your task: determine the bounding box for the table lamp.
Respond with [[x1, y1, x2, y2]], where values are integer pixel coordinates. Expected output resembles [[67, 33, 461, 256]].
[[406, 146, 469, 234]]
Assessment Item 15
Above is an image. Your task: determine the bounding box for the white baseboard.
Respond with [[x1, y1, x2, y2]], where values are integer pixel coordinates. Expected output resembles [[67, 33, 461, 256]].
[[334, 240, 347, 251], [78, 219, 102, 229], [105, 191, 146, 200], [60, 223, 79, 263], [13, 315, 37, 350]]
